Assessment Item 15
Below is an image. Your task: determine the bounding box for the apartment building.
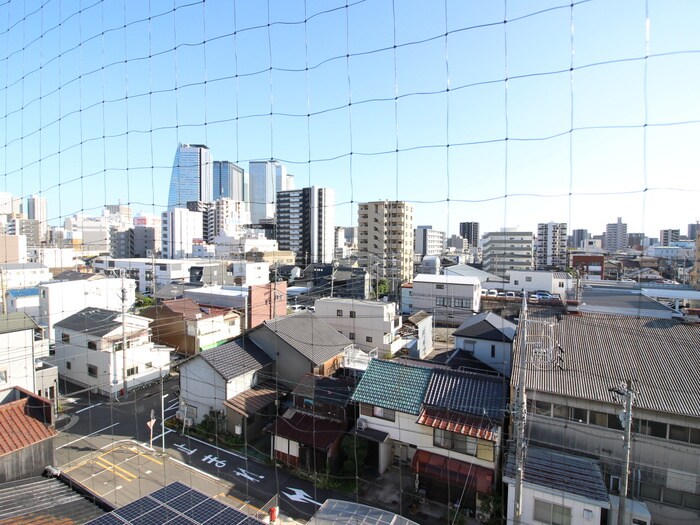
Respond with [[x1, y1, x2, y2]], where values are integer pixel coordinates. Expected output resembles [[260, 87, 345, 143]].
[[482, 229, 534, 277], [414, 225, 445, 258], [536, 222, 567, 270]]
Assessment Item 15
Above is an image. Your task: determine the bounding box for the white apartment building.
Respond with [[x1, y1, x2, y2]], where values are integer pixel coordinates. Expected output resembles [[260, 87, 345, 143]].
[[314, 297, 405, 355], [63, 214, 115, 255], [414, 225, 445, 258], [357, 200, 414, 286], [27, 247, 79, 269], [536, 222, 567, 270], [213, 231, 279, 259], [0, 263, 52, 289], [54, 308, 170, 397], [409, 274, 481, 326], [505, 270, 573, 296], [161, 207, 204, 259], [605, 217, 628, 253], [482, 229, 534, 277], [38, 274, 136, 343]]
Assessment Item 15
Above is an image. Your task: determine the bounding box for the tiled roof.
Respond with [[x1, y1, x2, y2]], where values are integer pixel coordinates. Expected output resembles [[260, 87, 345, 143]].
[[266, 410, 345, 450], [504, 446, 609, 503], [160, 298, 231, 320], [262, 311, 351, 365], [54, 308, 121, 337], [417, 407, 499, 441], [351, 359, 432, 415], [453, 312, 516, 342], [224, 383, 282, 418], [0, 476, 106, 524], [0, 312, 39, 335], [292, 374, 356, 407], [200, 336, 272, 381], [0, 398, 56, 456], [553, 272, 570, 279], [423, 368, 505, 419], [514, 310, 700, 417]]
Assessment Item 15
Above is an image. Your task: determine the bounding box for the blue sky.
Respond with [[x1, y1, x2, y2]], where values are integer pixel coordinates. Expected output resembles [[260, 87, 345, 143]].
[[1, 0, 699, 238]]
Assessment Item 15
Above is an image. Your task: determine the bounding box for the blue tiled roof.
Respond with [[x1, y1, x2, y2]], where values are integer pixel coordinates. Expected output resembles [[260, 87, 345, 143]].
[[351, 359, 432, 415], [424, 368, 505, 420]]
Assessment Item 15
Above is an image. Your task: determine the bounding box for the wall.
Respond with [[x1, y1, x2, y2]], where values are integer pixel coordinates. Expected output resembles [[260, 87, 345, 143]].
[[249, 281, 287, 330], [455, 336, 512, 377], [179, 357, 227, 424], [0, 330, 36, 394], [505, 482, 604, 525], [0, 438, 55, 482], [250, 327, 311, 388]]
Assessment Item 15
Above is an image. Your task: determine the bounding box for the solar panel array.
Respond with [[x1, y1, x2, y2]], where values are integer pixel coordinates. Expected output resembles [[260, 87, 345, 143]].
[[86, 482, 264, 525]]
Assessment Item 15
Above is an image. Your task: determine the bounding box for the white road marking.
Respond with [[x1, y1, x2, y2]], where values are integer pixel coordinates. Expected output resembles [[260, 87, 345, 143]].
[[75, 402, 103, 414], [56, 423, 120, 449]]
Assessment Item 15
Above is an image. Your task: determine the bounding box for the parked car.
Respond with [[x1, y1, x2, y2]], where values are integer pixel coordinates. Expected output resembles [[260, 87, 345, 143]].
[[505, 291, 516, 298], [487, 289, 499, 297]]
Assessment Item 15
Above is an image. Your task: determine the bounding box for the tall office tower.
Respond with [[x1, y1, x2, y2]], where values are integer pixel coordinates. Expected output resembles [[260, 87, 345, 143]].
[[459, 221, 480, 249], [357, 200, 415, 286], [276, 187, 335, 265], [604, 217, 628, 253], [213, 161, 248, 203], [27, 194, 48, 240], [536, 222, 567, 270], [659, 229, 680, 246], [415, 225, 446, 258], [167, 144, 213, 209], [482, 229, 534, 276], [569, 229, 589, 249], [688, 222, 699, 242], [161, 208, 204, 259], [249, 160, 289, 224]]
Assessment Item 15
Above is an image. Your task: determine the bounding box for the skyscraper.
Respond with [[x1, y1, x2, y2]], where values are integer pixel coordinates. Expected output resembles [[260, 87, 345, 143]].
[[276, 186, 335, 265], [249, 160, 289, 224], [688, 222, 699, 242], [659, 229, 680, 246], [213, 161, 247, 202], [27, 194, 48, 240], [459, 221, 480, 248], [604, 217, 628, 253], [167, 144, 213, 209]]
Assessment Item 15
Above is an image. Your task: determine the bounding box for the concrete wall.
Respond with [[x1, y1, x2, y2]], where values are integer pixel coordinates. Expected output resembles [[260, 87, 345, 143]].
[[455, 336, 512, 377], [179, 357, 226, 424], [505, 481, 604, 525], [0, 438, 55, 483]]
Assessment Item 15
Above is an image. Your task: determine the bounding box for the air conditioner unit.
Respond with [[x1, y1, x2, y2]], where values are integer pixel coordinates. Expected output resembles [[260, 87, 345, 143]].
[[175, 409, 186, 421], [184, 417, 194, 427], [356, 418, 368, 431]]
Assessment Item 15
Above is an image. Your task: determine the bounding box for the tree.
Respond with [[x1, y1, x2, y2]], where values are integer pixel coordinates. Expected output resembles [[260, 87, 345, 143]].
[[341, 435, 368, 476], [376, 278, 389, 298]]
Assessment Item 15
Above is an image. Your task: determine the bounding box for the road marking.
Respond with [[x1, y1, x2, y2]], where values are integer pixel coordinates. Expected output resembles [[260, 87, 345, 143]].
[[94, 460, 133, 481], [282, 487, 323, 506], [169, 457, 220, 481], [57, 423, 120, 449], [96, 457, 137, 479], [183, 434, 246, 459], [135, 449, 164, 465], [75, 402, 103, 414]]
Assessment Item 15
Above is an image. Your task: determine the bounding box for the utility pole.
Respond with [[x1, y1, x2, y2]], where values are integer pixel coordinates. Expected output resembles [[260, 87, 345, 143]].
[[611, 380, 635, 525], [513, 295, 529, 524], [121, 269, 128, 399]]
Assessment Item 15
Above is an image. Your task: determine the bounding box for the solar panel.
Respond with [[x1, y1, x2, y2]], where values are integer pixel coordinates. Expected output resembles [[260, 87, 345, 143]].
[[114, 497, 161, 520], [184, 498, 227, 522], [148, 481, 191, 503], [168, 490, 210, 513], [86, 514, 128, 525]]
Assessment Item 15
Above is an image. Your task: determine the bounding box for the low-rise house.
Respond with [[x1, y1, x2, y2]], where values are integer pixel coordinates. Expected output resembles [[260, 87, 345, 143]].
[[513, 308, 700, 524], [53, 308, 170, 397], [324, 266, 371, 300], [0, 262, 52, 289], [408, 274, 481, 326], [504, 270, 572, 296], [249, 311, 352, 387], [313, 298, 405, 356], [140, 298, 241, 355], [450, 312, 516, 377], [401, 310, 433, 359], [178, 336, 273, 431], [351, 359, 504, 514], [4, 287, 40, 319]]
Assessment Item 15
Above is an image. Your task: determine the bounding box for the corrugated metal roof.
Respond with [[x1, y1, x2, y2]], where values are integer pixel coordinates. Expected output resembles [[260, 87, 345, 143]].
[[453, 312, 516, 342], [292, 374, 356, 407], [262, 311, 351, 366], [351, 359, 432, 415], [504, 446, 609, 503], [424, 368, 505, 419], [513, 310, 700, 417], [199, 336, 272, 381], [0, 312, 39, 334]]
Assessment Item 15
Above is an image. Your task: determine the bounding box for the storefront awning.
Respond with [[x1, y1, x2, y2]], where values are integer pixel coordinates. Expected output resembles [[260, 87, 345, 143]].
[[411, 450, 493, 494]]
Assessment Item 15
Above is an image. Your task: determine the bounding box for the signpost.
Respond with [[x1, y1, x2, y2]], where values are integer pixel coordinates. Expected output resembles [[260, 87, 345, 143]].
[[147, 409, 157, 449]]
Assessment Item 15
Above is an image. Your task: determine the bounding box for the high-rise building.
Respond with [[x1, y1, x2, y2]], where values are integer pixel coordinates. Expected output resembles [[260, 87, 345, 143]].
[[357, 200, 414, 287], [0, 192, 22, 216], [276, 187, 335, 265], [536, 222, 567, 270], [7, 218, 43, 247], [27, 194, 48, 240], [213, 161, 247, 203], [482, 229, 534, 276], [604, 217, 628, 253], [659, 229, 680, 246], [569, 229, 588, 249], [627, 232, 646, 250], [167, 144, 213, 209], [415, 225, 445, 258], [249, 160, 289, 224], [688, 222, 699, 242], [459, 221, 480, 248], [161, 208, 204, 259]]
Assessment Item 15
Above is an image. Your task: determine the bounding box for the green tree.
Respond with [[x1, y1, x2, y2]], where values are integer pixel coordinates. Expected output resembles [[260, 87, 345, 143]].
[[376, 278, 389, 298]]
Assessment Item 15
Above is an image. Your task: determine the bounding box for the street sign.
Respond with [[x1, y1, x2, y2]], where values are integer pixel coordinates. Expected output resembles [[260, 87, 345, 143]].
[[147, 418, 156, 430]]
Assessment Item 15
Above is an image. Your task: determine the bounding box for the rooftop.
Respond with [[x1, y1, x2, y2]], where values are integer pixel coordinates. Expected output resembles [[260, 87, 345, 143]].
[[292, 374, 356, 407], [0, 262, 48, 271], [0, 396, 56, 456], [0, 312, 40, 335], [54, 308, 122, 337], [307, 499, 419, 525], [199, 336, 272, 381], [412, 273, 481, 286], [423, 368, 506, 420], [267, 410, 346, 451], [453, 311, 516, 343], [579, 286, 673, 318]]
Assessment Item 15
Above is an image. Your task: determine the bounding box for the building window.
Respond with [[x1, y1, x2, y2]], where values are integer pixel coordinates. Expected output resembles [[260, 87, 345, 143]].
[[490, 345, 496, 358], [635, 419, 667, 439], [349, 332, 355, 340], [435, 284, 444, 290], [114, 342, 123, 351], [146, 362, 153, 368], [514, 280, 519, 285], [126, 366, 139, 376], [528, 399, 551, 417], [337, 309, 343, 317], [88, 341, 97, 350], [366, 336, 372, 343], [349, 311, 356, 318], [526, 276, 532, 282], [61, 333, 70, 343], [360, 403, 395, 422], [66, 361, 72, 370], [0, 369, 7, 385], [454, 299, 468, 308], [533, 499, 571, 525], [434, 428, 478, 456], [87, 365, 98, 378], [436, 297, 451, 307]]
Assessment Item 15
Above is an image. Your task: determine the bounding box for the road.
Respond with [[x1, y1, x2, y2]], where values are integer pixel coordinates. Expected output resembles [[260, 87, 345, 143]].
[[55, 379, 352, 521]]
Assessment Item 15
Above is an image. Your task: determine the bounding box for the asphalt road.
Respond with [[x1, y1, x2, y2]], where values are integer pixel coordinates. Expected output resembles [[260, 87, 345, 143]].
[[55, 379, 352, 521]]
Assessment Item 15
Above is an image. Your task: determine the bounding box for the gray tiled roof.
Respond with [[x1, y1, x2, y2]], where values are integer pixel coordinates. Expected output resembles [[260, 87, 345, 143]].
[[200, 337, 272, 381], [263, 311, 352, 365], [0, 312, 39, 334], [424, 368, 506, 419], [514, 309, 700, 417], [504, 446, 609, 503], [54, 308, 121, 337], [351, 359, 433, 415], [453, 312, 516, 342]]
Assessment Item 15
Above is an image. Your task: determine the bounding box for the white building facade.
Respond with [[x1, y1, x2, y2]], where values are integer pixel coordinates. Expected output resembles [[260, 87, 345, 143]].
[[482, 229, 534, 277], [536, 222, 567, 270], [409, 274, 481, 325], [161, 208, 204, 259]]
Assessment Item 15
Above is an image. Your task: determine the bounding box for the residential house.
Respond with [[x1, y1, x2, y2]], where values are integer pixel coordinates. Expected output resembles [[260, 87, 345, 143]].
[[504, 270, 572, 296], [450, 312, 516, 377], [409, 274, 481, 326], [249, 311, 352, 387], [0, 262, 52, 289], [351, 359, 504, 514], [401, 310, 433, 359], [313, 297, 405, 355], [53, 308, 171, 397], [0, 387, 56, 482], [178, 336, 273, 433], [267, 374, 355, 471], [0, 313, 56, 411], [512, 308, 700, 523], [4, 287, 40, 318], [140, 298, 240, 355]]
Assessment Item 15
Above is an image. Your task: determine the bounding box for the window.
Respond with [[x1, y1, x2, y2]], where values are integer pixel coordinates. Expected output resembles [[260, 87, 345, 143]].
[[514, 280, 519, 285], [490, 345, 496, 358], [635, 419, 667, 439], [66, 361, 72, 370], [146, 362, 153, 368], [349, 332, 355, 340], [87, 365, 98, 377], [88, 341, 97, 350], [589, 410, 608, 428], [533, 499, 571, 525], [372, 405, 395, 421], [366, 336, 372, 343], [526, 276, 532, 282], [454, 298, 469, 308], [435, 284, 444, 290], [336, 309, 343, 317], [61, 333, 70, 343], [436, 297, 451, 307], [0, 369, 7, 385], [528, 399, 551, 417], [349, 311, 356, 318], [113, 342, 123, 351], [434, 429, 478, 456], [126, 366, 139, 376]]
